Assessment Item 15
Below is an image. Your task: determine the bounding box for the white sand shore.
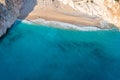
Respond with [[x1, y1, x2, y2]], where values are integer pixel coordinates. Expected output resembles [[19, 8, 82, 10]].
[[20, 1, 114, 30], [24, 3, 102, 28]]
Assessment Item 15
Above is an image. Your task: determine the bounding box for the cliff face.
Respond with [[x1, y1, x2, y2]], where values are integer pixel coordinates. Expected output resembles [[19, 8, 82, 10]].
[[0, 0, 24, 37], [58, 0, 120, 28]]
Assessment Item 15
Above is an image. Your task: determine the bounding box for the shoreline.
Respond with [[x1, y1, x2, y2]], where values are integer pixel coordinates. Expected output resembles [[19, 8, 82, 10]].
[[19, 18, 103, 31], [22, 4, 104, 29], [19, 2, 115, 30], [23, 7, 114, 30], [25, 11, 102, 28]]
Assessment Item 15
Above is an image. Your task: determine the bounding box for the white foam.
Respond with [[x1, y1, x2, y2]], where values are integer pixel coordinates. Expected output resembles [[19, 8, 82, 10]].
[[16, 19, 34, 25], [17, 18, 115, 31], [30, 18, 102, 31]]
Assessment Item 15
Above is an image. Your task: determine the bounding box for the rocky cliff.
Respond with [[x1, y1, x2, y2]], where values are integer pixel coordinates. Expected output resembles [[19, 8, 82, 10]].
[[0, 0, 24, 37], [58, 0, 120, 28], [0, 0, 120, 37]]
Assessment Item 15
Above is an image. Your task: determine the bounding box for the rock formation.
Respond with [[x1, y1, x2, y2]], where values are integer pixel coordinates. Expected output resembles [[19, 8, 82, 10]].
[[58, 0, 120, 28], [0, 0, 24, 37]]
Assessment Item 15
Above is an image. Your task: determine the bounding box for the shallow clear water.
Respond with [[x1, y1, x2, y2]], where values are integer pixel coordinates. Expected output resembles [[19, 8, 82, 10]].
[[0, 20, 120, 80]]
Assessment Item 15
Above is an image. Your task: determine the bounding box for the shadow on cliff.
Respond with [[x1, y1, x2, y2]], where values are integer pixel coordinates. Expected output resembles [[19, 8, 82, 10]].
[[0, 0, 37, 40], [18, 0, 37, 20]]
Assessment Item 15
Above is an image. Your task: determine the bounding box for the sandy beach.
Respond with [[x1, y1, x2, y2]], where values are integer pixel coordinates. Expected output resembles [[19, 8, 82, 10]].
[[24, 2, 102, 28]]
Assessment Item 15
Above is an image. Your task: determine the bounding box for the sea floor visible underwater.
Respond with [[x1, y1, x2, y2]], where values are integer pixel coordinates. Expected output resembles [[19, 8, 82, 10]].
[[0, 20, 120, 80]]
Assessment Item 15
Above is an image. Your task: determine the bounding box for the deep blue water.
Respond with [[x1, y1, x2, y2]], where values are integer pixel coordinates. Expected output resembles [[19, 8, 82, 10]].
[[0, 20, 120, 80]]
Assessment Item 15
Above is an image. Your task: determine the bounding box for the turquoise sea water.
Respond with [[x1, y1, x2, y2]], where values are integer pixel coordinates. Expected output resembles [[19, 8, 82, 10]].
[[0, 20, 120, 80]]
